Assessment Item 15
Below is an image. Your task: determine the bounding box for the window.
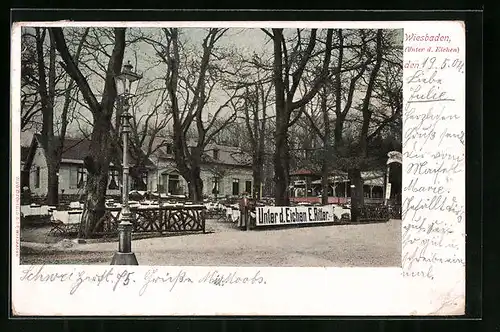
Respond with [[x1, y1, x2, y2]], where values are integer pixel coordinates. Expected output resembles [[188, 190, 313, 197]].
[[108, 169, 119, 190], [245, 180, 252, 194], [212, 176, 222, 196], [69, 166, 79, 189], [166, 143, 173, 155], [34, 166, 40, 188], [167, 174, 180, 195], [132, 171, 148, 190], [77, 167, 86, 189], [232, 179, 239, 195], [213, 149, 219, 160]]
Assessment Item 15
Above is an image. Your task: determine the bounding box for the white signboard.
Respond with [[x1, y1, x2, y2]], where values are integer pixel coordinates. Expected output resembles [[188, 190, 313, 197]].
[[256, 206, 335, 226], [11, 20, 467, 317], [385, 183, 392, 200]]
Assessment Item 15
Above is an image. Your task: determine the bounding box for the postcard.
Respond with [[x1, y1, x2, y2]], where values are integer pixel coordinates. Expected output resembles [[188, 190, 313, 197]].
[[11, 20, 465, 316]]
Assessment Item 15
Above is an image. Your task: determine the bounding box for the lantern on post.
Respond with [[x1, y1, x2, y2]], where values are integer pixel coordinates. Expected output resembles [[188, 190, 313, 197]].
[[111, 61, 142, 266], [384, 151, 402, 206]]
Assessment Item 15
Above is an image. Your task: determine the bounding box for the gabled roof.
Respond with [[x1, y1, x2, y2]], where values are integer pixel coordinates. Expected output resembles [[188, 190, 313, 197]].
[[149, 136, 252, 168], [203, 143, 252, 167]]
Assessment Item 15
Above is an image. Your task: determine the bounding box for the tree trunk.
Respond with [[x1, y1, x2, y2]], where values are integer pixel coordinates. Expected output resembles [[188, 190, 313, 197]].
[[80, 114, 112, 238], [348, 168, 364, 222], [51, 27, 126, 238], [81, 167, 108, 238], [333, 116, 344, 151], [252, 156, 263, 201], [46, 161, 59, 206], [130, 166, 147, 191], [185, 165, 203, 202], [271, 29, 290, 207], [321, 159, 329, 205], [274, 128, 290, 206]]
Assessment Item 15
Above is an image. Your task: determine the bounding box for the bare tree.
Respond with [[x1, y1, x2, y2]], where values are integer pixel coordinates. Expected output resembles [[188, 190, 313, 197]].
[[21, 27, 88, 205], [296, 29, 371, 205], [301, 85, 333, 205], [21, 31, 42, 131], [242, 82, 273, 200], [262, 28, 334, 206], [142, 28, 242, 201], [126, 82, 172, 190], [321, 29, 401, 220], [51, 27, 126, 237], [290, 29, 402, 211]]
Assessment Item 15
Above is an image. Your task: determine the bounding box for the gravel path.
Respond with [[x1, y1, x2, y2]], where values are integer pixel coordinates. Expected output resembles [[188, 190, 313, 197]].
[[20, 219, 401, 267]]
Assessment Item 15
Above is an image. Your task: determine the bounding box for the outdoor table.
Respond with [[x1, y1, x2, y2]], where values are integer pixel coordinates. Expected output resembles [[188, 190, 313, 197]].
[[69, 201, 83, 209], [50, 210, 82, 235], [21, 204, 54, 225], [161, 203, 186, 208], [332, 205, 351, 221], [225, 206, 233, 220], [21, 204, 46, 216], [204, 203, 225, 220], [230, 208, 241, 223], [137, 204, 161, 209]]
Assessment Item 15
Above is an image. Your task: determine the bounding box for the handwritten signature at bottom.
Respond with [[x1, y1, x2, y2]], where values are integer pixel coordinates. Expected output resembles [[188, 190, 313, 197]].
[[19, 265, 267, 296]]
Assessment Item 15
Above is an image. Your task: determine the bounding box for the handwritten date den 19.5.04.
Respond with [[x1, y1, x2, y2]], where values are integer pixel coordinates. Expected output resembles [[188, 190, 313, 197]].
[[404, 57, 464, 73]]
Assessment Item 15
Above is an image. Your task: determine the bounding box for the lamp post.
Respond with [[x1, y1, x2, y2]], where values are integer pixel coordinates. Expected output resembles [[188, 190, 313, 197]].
[[111, 61, 142, 266], [384, 151, 403, 206]]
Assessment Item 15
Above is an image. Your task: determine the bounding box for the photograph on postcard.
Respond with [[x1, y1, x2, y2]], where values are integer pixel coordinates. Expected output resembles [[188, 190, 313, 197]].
[[11, 20, 465, 316]]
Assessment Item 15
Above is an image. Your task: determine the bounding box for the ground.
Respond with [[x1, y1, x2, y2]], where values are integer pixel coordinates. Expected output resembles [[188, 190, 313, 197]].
[[19, 218, 401, 267]]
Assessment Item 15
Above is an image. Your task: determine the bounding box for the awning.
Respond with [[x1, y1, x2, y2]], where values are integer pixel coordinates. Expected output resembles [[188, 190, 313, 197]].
[[361, 171, 384, 187], [329, 174, 349, 183], [363, 177, 384, 187], [309, 171, 385, 187]]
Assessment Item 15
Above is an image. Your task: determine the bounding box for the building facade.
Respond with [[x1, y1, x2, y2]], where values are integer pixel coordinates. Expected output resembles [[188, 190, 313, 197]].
[[289, 169, 395, 205], [22, 134, 156, 199], [149, 140, 253, 198], [22, 134, 254, 201]]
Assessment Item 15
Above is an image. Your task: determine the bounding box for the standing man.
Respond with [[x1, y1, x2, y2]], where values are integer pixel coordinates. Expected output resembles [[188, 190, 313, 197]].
[[239, 192, 250, 230]]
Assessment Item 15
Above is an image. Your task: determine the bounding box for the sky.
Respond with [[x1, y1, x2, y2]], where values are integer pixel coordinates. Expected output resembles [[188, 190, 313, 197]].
[[20, 26, 403, 144]]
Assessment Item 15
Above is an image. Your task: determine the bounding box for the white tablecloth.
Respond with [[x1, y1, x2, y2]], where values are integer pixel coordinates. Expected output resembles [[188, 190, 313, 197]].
[[224, 208, 240, 223], [21, 205, 53, 217], [69, 201, 83, 209], [52, 210, 82, 224], [332, 206, 351, 219]]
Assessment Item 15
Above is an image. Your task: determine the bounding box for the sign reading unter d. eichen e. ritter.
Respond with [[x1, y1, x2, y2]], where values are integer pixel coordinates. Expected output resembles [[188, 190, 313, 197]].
[[255, 206, 335, 226]]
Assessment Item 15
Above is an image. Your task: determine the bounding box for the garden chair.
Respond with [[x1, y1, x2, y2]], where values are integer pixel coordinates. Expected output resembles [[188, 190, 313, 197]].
[[49, 210, 69, 236]]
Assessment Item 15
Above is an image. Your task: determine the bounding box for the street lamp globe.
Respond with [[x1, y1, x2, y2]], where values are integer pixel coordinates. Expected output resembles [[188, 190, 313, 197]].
[[120, 99, 133, 130], [114, 61, 143, 97]]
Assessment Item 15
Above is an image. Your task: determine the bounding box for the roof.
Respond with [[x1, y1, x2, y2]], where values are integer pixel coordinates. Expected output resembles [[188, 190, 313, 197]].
[[293, 169, 385, 186], [290, 169, 316, 176], [59, 136, 92, 161], [25, 134, 155, 169], [149, 136, 252, 168], [203, 143, 252, 167]]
